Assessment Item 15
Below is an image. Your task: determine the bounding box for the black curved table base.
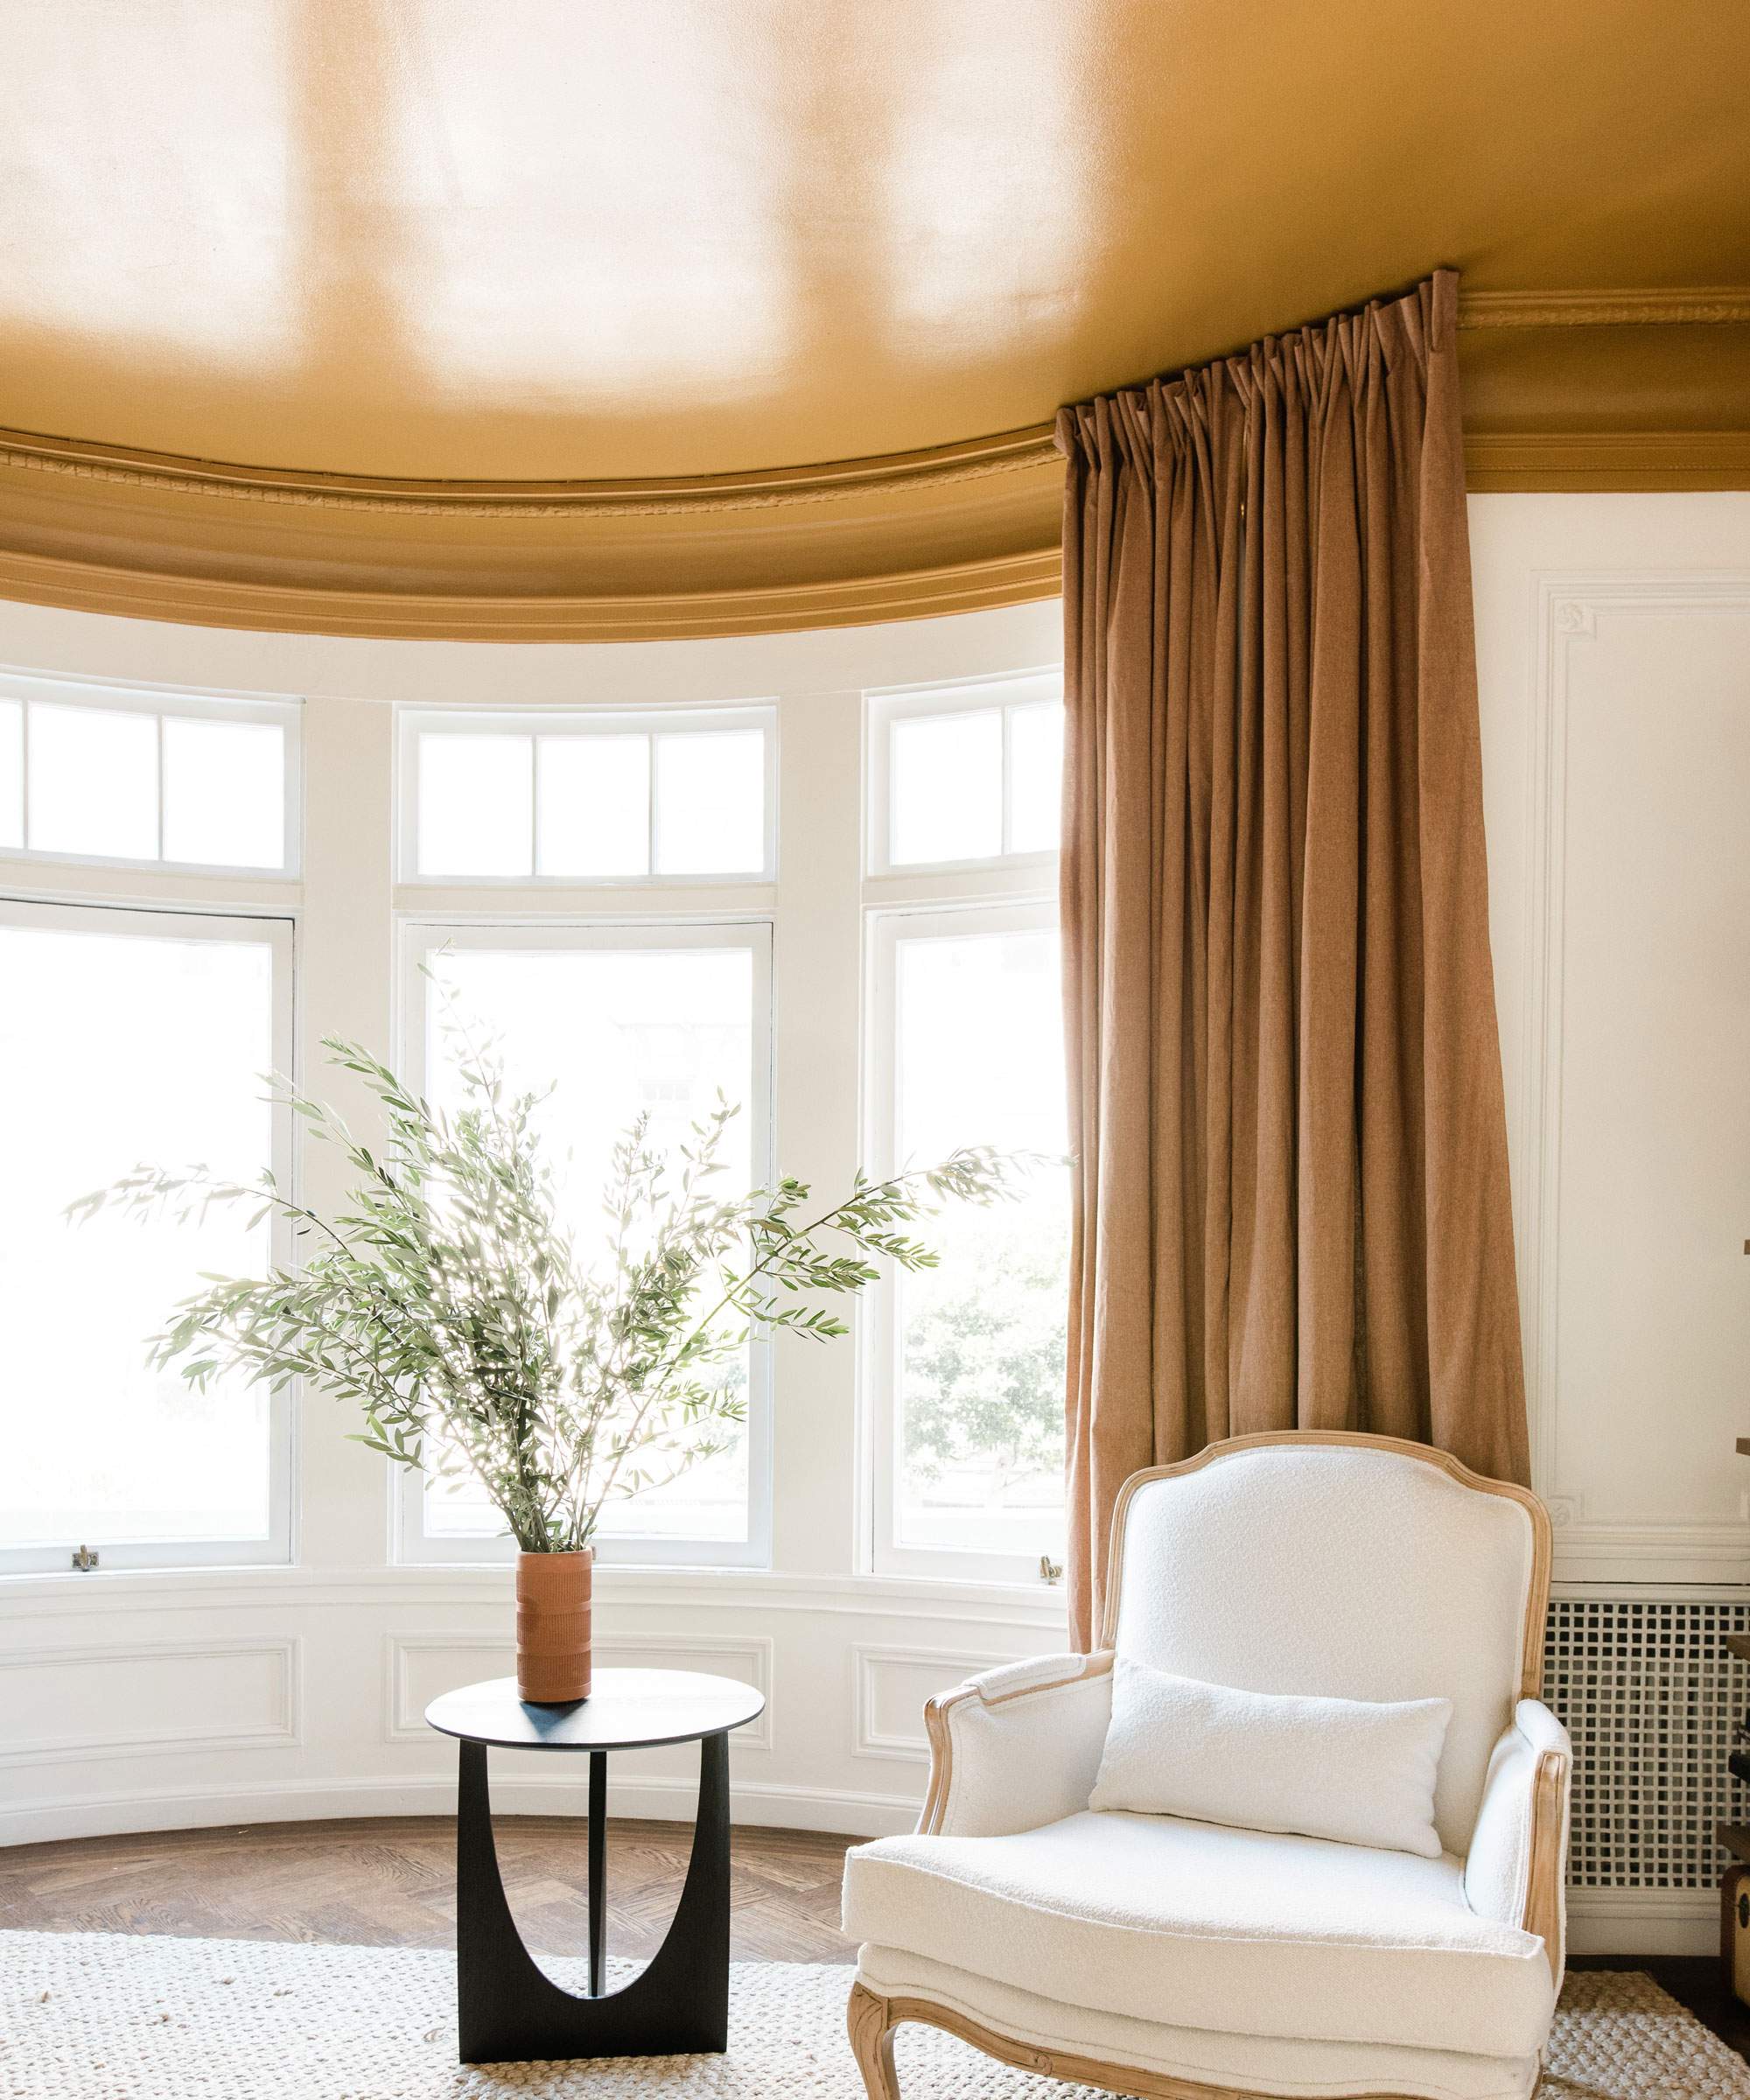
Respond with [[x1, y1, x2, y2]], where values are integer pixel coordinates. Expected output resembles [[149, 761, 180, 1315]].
[[456, 1730, 731, 2064]]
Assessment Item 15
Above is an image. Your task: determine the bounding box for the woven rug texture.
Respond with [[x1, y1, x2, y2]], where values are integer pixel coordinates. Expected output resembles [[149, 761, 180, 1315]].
[[2, 1934, 1747, 2100]]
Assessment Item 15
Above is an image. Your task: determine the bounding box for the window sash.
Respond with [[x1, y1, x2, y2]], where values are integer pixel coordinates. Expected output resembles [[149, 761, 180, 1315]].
[[393, 915, 776, 1569], [0, 668, 302, 878], [397, 705, 779, 887], [865, 671, 1062, 878], [864, 893, 1065, 1585], [0, 895, 297, 1574]]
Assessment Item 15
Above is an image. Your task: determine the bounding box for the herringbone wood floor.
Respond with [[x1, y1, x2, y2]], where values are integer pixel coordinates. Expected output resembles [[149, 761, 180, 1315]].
[[0, 1816, 859, 1964]]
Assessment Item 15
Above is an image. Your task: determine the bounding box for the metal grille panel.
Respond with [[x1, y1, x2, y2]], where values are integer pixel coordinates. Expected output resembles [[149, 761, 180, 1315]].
[[1543, 1598, 1748, 1890]]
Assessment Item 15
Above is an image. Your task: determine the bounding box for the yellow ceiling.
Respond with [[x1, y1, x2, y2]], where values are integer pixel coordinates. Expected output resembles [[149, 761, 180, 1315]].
[[0, 0, 1746, 636]]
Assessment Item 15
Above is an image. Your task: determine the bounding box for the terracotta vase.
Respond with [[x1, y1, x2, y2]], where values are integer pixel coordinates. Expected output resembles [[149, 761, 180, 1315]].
[[515, 1547, 592, 1704]]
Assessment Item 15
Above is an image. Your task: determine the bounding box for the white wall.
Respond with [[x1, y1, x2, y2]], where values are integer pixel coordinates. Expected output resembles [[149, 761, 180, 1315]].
[[1472, 494, 1750, 1952], [1471, 494, 1750, 1586], [4, 499, 1750, 1960]]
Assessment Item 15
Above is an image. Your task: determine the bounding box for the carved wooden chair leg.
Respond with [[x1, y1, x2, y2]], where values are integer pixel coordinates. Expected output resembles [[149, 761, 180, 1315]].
[[848, 1982, 903, 2100]]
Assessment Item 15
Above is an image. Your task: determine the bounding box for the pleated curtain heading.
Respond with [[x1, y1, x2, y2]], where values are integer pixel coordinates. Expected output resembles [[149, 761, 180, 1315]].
[[1055, 270, 1530, 1650]]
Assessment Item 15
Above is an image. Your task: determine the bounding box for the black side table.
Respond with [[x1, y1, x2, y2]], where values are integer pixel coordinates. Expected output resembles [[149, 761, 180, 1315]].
[[426, 1667, 766, 2065]]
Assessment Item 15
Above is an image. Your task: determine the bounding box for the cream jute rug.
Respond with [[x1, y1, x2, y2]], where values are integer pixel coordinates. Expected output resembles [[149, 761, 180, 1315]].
[[1, 1934, 1746, 2100]]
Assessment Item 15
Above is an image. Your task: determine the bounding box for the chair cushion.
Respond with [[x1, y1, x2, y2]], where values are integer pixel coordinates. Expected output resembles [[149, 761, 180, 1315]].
[[842, 1810, 1555, 2059], [1088, 1657, 1452, 1857]]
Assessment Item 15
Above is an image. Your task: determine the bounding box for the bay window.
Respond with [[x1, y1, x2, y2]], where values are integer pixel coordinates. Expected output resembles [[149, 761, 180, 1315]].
[[0, 655, 1066, 1586]]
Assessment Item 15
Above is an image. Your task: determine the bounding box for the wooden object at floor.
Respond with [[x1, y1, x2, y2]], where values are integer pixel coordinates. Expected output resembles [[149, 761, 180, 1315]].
[[0, 1816, 859, 1964], [849, 1981, 1280, 2100]]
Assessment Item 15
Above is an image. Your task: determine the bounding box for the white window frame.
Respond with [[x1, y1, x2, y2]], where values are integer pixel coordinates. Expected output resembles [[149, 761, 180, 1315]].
[[0, 893, 298, 1575], [393, 914, 775, 1569], [396, 704, 779, 887], [863, 892, 1063, 1586], [0, 665, 304, 878], [865, 668, 1061, 878]]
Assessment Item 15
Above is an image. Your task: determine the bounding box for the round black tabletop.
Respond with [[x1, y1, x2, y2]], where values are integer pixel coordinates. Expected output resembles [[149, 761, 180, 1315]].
[[425, 1668, 766, 1752]]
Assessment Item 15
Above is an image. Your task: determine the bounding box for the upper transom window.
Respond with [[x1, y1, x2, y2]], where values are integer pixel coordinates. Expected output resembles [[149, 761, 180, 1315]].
[[0, 669, 299, 876], [400, 706, 777, 884], [867, 672, 1063, 875]]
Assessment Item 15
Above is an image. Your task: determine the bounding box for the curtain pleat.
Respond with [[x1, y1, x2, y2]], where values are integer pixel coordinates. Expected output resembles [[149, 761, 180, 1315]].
[[1057, 270, 1530, 1652]]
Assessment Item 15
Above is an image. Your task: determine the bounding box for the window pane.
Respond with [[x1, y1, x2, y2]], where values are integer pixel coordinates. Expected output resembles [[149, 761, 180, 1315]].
[[0, 918, 276, 1545], [28, 702, 158, 859], [653, 729, 765, 875], [421, 942, 756, 1541], [896, 928, 1068, 1557], [1007, 702, 1063, 852], [0, 700, 20, 849], [417, 733, 532, 877], [892, 710, 1002, 864], [537, 735, 650, 877], [163, 717, 286, 869]]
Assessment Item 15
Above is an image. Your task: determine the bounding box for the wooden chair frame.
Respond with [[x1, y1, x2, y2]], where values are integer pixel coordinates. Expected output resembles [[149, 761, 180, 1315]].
[[849, 1431, 1564, 2100]]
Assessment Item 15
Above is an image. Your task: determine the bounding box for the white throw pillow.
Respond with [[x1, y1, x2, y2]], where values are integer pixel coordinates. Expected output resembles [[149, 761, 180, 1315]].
[[1088, 1657, 1452, 1858]]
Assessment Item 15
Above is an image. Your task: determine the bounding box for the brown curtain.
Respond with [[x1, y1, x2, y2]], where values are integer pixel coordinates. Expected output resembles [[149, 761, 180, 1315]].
[[1056, 269, 1529, 1651]]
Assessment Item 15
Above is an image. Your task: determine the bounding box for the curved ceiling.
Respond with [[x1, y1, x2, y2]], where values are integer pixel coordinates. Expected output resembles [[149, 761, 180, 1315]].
[[1, 0, 1746, 637]]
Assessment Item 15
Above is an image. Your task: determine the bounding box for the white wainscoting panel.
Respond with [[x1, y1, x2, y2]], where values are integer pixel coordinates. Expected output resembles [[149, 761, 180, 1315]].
[[0, 1638, 300, 1766], [852, 1645, 1014, 1761], [1515, 577, 1750, 1578], [385, 1631, 775, 1749]]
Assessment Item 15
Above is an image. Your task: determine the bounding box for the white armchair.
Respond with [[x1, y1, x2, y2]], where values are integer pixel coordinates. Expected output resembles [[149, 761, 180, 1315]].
[[844, 1432, 1568, 2100]]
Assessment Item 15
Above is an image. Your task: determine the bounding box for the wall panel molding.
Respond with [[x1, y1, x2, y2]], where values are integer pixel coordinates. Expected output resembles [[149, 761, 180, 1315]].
[[1518, 572, 1750, 1577], [852, 1644, 1015, 1762], [0, 1637, 300, 1767]]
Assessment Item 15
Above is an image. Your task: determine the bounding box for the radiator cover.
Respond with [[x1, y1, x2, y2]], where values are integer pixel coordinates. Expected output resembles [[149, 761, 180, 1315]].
[[1543, 1598, 1749, 1891]]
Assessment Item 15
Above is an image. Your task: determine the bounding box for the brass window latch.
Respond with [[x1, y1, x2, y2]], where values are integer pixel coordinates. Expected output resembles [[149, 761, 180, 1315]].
[[1040, 1555, 1063, 1586], [71, 1544, 100, 1571]]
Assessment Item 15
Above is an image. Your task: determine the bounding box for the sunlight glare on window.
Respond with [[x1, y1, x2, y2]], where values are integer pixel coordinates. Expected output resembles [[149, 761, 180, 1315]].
[[1006, 702, 1063, 852], [162, 717, 286, 869], [891, 710, 1002, 864], [0, 700, 20, 850], [28, 703, 158, 860], [653, 729, 766, 875], [895, 927, 1068, 1558], [417, 733, 533, 877], [537, 734, 650, 878], [419, 942, 757, 1541], [0, 921, 275, 1546]]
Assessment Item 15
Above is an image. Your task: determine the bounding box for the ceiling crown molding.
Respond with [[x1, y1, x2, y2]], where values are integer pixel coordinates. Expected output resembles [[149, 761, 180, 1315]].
[[1457, 287, 1750, 329], [0, 424, 1061, 521]]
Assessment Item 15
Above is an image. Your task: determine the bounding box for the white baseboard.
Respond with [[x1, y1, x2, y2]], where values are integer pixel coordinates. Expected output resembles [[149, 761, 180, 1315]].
[[0, 1769, 921, 1848], [1566, 1889, 1718, 1957]]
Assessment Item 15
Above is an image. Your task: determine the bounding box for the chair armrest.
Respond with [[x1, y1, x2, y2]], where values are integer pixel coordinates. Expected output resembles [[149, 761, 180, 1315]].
[[1464, 1698, 1572, 1987], [918, 1651, 1115, 1838]]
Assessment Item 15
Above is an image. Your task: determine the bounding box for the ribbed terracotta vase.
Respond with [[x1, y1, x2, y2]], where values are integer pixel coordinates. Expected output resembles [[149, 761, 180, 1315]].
[[515, 1548, 592, 1705]]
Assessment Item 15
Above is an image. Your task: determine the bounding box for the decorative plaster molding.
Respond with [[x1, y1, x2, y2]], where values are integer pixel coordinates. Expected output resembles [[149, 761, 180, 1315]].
[[1464, 431, 1750, 493], [0, 424, 1061, 520], [1458, 289, 1750, 330], [0, 543, 1064, 644], [0, 1636, 301, 1766], [1517, 572, 1750, 1573], [851, 1644, 1015, 1763]]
